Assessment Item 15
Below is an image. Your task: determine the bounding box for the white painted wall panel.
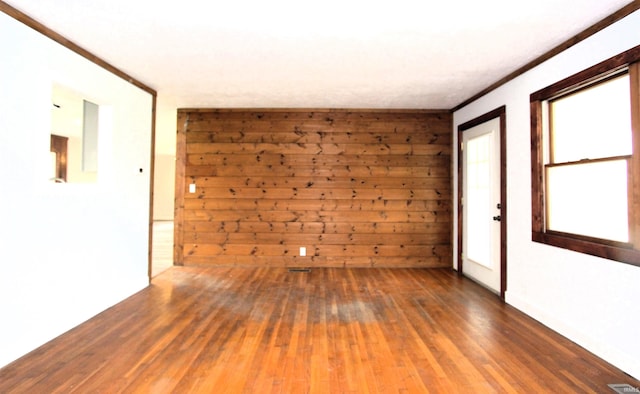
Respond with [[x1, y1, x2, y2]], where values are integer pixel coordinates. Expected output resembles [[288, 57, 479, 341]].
[[453, 10, 640, 379], [0, 12, 152, 368]]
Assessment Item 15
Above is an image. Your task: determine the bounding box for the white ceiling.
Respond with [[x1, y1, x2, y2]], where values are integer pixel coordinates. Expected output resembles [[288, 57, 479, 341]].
[[5, 0, 632, 109]]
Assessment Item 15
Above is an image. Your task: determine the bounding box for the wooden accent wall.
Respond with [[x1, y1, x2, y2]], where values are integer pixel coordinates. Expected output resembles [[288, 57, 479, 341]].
[[174, 109, 452, 268]]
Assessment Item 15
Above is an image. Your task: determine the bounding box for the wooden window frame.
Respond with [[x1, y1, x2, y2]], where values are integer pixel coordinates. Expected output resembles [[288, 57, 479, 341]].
[[530, 45, 640, 267]]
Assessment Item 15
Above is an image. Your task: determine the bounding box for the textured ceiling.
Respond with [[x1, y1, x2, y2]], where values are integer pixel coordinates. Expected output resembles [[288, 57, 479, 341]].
[[4, 0, 633, 109]]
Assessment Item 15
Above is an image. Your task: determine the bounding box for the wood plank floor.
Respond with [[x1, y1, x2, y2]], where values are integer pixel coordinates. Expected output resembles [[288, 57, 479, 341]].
[[0, 267, 637, 393]]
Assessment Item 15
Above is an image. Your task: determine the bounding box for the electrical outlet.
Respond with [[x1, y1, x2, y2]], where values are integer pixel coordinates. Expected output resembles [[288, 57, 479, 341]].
[[299, 247, 306, 257], [189, 183, 196, 193]]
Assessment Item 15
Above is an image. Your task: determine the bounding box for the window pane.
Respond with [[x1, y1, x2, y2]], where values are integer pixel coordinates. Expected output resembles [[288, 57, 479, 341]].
[[466, 133, 492, 267], [546, 160, 628, 242], [550, 74, 631, 163]]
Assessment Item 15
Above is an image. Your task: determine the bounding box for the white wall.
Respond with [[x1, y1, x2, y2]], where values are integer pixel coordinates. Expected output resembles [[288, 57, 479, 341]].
[[453, 11, 640, 379], [0, 12, 153, 368]]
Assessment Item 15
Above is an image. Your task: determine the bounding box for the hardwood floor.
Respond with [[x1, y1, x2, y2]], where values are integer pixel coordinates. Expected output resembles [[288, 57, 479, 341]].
[[0, 267, 637, 393]]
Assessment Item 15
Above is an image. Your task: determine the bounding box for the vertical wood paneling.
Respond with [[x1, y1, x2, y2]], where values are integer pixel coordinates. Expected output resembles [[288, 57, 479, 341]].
[[175, 109, 452, 267]]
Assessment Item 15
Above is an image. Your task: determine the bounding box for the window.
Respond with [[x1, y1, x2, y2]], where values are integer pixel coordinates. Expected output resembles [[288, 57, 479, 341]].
[[547, 73, 631, 242], [530, 45, 640, 266]]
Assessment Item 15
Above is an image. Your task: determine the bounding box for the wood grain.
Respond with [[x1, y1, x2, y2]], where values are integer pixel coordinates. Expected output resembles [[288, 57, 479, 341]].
[[0, 266, 636, 392], [175, 109, 453, 267], [174, 111, 188, 266], [49, 134, 68, 182]]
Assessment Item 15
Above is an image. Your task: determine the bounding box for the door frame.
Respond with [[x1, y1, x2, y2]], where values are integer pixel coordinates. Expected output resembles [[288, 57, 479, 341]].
[[457, 106, 507, 300], [50, 134, 68, 182]]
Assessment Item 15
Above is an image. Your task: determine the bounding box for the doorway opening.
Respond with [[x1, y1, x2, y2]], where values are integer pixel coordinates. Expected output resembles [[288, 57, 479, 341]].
[[149, 102, 177, 278]]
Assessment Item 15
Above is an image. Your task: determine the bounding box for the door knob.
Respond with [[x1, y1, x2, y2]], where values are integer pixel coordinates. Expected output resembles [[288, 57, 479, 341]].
[[492, 215, 501, 221]]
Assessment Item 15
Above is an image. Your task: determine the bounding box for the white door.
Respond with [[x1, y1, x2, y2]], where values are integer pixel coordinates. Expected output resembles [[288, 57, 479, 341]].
[[462, 117, 501, 293]]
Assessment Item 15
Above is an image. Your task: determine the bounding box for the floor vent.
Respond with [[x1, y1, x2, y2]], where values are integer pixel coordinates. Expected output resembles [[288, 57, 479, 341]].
[[288, 268, 311, 273], [608, 384, 640, 394]]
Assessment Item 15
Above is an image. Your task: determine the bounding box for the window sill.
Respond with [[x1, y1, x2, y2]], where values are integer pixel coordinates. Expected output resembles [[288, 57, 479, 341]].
[[532, 231, 640, 267]]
